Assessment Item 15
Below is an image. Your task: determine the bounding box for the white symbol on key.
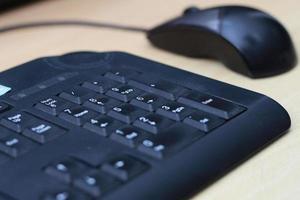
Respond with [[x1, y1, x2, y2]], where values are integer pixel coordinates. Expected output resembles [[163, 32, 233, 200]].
[[154, 144, 165, 152], [121, 88, 133, 94], [114, 161, 125, 168], [126, 132, 138, 139], [136, 96, 144, 101], [55, 192, 69, 200], [8, 114, 21, 123], [112, 87, 119, 92], [143, 140, 154, 147], [199, 118, 209, 123], [113, 107, 122, 112], [147, 99, 154, 103], [89, 98, 97, 103], [31, 124, 51, 134], [100, 122, 108, 128], [162, 105, 170, 110], [139, 117, 156, 126], [85, 176, 97, 186], [201, 98, 213, 105], [56, 163, 67, 172], [5, 138, 19, 146], [116, 129, 124, 135], [172, 106, 185, 113], [91, 119, 98, 124], [64, 109, 72, 114]]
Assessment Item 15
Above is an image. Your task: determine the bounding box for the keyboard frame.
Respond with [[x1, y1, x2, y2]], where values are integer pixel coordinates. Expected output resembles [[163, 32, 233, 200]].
[[0, 51, 291, 200]]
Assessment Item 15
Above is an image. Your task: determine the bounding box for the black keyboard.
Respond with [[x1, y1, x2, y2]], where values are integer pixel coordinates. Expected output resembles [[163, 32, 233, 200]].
[[0, 52, 290, 200]]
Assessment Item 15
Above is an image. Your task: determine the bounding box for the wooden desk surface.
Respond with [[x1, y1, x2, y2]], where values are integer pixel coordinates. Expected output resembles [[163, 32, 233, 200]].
[[1, 0, 299, 199]]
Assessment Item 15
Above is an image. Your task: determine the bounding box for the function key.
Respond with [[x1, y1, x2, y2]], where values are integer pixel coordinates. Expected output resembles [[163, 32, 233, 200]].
[[0, 134, 36, 158], [35, 97, 69, 116], [74, 170, 120, 197], [156, 102, 193, 121], [107, 104, 146, 124], [102, 155, 148, 181], [130, 93, 166, 112], [106, 85, 142, 102], [44, 157, 88, 183], [129, 76, 188, 100], [83, 94, 121, 114], [133, 113, 173, 134], [0, 112, 34, 133], [0, 102, 11, 114], [178, 92, 246, 119], [42, 190, 92, 200], [137, 124, 203, 159], [183, 111, 225, 132], [104, 69, 139, 83], [83, 115, 124, 137], [23, 120, 66, 144], [81, 76, 118, 93], [59, 106, 95, 126], [148, 80, 189, 100], [110, 126, 147, 148], [59, 86, 93, 104]]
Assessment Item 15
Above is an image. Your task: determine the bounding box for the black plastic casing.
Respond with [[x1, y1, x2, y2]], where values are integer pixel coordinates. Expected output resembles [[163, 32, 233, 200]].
[[0, 51, 291, 200], [148, 6, 297, 78]]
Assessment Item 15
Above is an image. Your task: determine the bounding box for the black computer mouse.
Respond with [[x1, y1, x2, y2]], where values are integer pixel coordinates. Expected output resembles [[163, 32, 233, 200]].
[[147, 6, 297, 78]]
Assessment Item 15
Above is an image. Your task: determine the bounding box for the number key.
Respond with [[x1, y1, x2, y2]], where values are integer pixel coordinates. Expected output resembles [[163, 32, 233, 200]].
[[156, 102, 193, 121], [101, 155, 148, 181]]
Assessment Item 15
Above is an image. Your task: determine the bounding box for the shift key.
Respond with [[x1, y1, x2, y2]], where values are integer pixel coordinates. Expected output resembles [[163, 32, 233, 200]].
[[178, 92, 246, 119]]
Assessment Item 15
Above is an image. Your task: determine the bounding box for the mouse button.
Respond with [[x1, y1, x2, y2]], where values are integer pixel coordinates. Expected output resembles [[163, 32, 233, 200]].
[[155, 9, 220, 33], [180, 9, 220, 32]]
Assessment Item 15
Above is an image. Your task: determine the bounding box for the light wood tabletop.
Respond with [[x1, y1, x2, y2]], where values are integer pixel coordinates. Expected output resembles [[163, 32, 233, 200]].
[[0, 0, 299, 199]]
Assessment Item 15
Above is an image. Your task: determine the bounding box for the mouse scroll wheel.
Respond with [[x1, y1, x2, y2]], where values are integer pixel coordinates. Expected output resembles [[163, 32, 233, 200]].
[[183, 7, 201, 15]]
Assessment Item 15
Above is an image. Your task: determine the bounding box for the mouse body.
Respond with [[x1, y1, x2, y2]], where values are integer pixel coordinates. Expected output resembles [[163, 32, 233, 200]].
[[147, 6, 297, 78]]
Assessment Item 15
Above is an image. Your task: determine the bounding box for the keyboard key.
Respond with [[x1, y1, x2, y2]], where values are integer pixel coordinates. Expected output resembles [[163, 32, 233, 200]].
[[183, 111, 225, 132], [83, 94, 121, 113], [130, 93, 166, 111], [81, 76, 118, 93], [178, 92, 246, 119], [74, 170, 121, 197], [71, 146, 115, 167], [59, 86, 93, 104], [0, 112, 34, 132], [138, 124, 203, 159], [0, 102, 11, 114], [156, 102, 193, 121], [44, 158, 88, 183], [83, 116, 124, 137], [102, 155, 148, 181], [23, 120, 66, 143], [148, 80, 189, 100], [42, 190, 91, 200], [104, 69, 139, 83], [129, 76, 188, 100], [0, 135, 36, 158], [35, 97, 69, 115], [133, 113, 173, 134], [107, 104, 146, 124], [106, 85, 142, 102], [59, 106, 95, 126], [110, 126, 147, 148]]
